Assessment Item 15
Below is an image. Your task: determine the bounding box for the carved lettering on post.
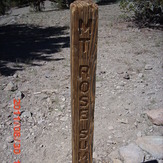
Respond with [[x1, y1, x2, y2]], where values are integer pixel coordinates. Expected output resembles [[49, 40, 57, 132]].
[[71, 0, 98, 162]]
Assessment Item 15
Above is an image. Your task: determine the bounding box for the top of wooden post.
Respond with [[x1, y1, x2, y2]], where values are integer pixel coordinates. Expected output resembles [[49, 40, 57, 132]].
[[76, 0, 93, 2], [71, 0, 98, 7]]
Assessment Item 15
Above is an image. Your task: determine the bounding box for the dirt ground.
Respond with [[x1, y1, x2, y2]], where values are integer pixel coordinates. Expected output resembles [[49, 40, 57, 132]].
[[0, 1, 163, 163]]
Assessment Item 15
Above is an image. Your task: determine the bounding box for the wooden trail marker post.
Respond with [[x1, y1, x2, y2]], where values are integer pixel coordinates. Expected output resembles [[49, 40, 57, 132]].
[[70, 0, 98, 162]]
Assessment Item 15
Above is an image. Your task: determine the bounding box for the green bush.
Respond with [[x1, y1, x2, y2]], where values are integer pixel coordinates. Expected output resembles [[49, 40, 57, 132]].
[[0, 0, 10, 15], [52, 0, 74, 9], [11, 0, 29, 7], [0, 0, 29, 15], [120, 0, 163, 26], [30, 0, 45, 12], [55, 0, 68, 9]]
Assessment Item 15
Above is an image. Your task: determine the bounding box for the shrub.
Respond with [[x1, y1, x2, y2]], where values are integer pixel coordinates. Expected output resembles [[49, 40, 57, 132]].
[[120, 0, 163, 27], [0, 0, 10, 15], [11, 0, 29, 7], [52, 0, 74, 9], [30, 0, 45, 12]]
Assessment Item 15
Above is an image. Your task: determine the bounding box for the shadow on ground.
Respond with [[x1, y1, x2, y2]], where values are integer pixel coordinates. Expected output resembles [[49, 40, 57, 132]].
[[97, 0, 120, 5], [0, 24, 70, 76]]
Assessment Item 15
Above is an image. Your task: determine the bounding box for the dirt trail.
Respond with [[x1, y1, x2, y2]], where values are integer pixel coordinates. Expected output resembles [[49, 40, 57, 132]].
[[0, 2, 163, 163]]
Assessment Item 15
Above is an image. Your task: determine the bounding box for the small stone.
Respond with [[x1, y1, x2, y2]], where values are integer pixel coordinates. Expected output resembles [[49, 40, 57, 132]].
[[60, 116, 68, 121], [116, 86, 121, 90], [123, 72, 130, 80], [93, 152, 98, 159], [15, 91, 25, 100], [119, 81, 126, 86], [4, 81, 18, 91], [45, 73, 50, 78], [134, 122, 138, 127], [145, 64, 153, 70], [47, 97, 52, 104], [138, 73, 144, 78], [146, 109, 163, 126], [145, 154, 151, 160], [108, 126, 114, 130], [40, 144, 44, 148], [61, 96, 66, 102], [21, 111, 32, 118], [3, 144, 8, 150], [38, 119, 44, 124], [118, 119, 128, 124], [60, 104, 65, 110], [136, 136, 163, 159], [117, 70, 124, 74], [137, 131, 142, 137], [6, 136, 14, 143], [119, 143, 144, 163], [13, 73, 18, 78]]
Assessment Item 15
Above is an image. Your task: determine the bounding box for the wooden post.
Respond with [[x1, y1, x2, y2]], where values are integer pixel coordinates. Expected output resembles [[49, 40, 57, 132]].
[[70, 0, 98, 163]]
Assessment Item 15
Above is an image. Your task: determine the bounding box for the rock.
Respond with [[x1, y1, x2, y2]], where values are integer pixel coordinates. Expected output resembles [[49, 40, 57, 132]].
[[134, 122, 138, 127], [6, 136, 14, 143], [146, 109, 163, 126], [13, 73, 18, 78], [45, 73, 50, 78], [119, 143, 144, 163], [21, 111, 32, 118], [108, 126, 114, 130], [60, 116, 68, 121], [61, 96, 66, 102], [137, 131, 142, 137], [118, 119, 128, 124], [8, 18, 16, 24], [40, 144, 44, 148], [3, 144, 8, 150], [38, 119, 44, 124], [93, 152, 98, 160], [123, 72, 130, 80], [138, 73, 144, 78], [60, 104, 65, 110], [15, 91, 25, 100], [136, 136, 163, 159], [117, 69, 124, 74], [145, 64, 153, 70], [119, 81, 126, 86], [4, 81, 18, 91], [116, 86, 121, 90]]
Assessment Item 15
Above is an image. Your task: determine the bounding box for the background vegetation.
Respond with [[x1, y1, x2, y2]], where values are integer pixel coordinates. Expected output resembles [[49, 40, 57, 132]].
[[120, 0, 163, 27], [0, 0, 119, 15]]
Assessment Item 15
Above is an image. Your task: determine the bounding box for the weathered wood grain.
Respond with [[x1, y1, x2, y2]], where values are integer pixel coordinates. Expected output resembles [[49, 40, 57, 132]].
[[70, 1, 98, 162]]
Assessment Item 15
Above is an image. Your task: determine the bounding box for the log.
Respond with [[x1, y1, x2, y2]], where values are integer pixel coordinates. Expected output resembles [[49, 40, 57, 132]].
[[70, 0, 98, 162]]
